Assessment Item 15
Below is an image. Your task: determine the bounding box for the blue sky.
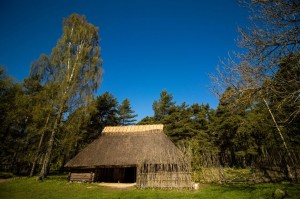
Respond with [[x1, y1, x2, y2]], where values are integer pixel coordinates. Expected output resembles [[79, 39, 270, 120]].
[[0, 0, 249, 121]]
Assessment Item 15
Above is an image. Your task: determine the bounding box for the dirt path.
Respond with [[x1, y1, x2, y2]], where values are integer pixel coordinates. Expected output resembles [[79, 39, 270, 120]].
[[0, 179, 11, 184], [96, 183, 136, 189]]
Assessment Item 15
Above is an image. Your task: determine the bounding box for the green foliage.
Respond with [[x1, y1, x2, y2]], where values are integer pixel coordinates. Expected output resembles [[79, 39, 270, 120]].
[[0, 14, 105, 178], [58, 91, 121, 165], [53, 106, 92, 170], [193, 168, 252, 184], [266, 53, 300, 149], [144, 90, 214, 143], [89, 92, 119, 135], [0, 67, 19, 164], [0, 172, 14, 179], [51, 14, 103, 102], [209, 88, 248, 167], [153, 89, 176, 121], [273, 188, 287, 199], [0, 72, 60, 175], [36, 13, 104, 179], [118, 98, 137, 126], [139, 90, 217, 172], [211, 0, 300, 177], [139, 116, 156, 125], [29, 54, 52, 83]]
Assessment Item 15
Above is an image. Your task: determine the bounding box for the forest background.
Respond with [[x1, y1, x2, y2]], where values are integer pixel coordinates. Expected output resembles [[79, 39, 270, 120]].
[[0, 0, 299, 182]]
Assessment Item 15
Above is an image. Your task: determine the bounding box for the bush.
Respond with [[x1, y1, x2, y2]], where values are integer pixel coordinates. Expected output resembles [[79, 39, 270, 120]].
[[0, 172, 14, 179]]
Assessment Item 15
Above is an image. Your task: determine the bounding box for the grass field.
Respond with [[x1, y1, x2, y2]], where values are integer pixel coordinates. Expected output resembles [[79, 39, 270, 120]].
[[1, 175, 300, 199]]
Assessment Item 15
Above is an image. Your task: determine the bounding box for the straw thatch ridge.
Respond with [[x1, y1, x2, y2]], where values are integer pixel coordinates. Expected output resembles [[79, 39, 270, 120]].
[[65, 125, 182, 168], [102, 124, 163, 134]]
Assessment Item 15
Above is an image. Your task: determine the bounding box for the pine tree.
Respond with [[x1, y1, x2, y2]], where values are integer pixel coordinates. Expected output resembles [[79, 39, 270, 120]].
[[153, 90, 176, 121], [88, 92, 119, 139], [0, 67, 21, 171], [209, 88, 246, 167], [118, 98, 137, 126]]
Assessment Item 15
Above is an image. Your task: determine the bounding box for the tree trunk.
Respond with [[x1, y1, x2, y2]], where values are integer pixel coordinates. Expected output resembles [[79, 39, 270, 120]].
[[37, 61, 75, 180], [59, 154, 66, 173], [38, 117, 59, 180], [11, 146, 19, 174], [30, 114, 50, 177], [38, 93, 69, 181], [38, 100, 67, 180], [263, 98, 295, 180], [30, 132, 45, 177]]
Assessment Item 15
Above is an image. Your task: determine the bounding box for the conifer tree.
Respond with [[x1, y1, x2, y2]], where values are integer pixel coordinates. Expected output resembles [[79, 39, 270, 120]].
[[153, 90, 176, 121], [0, 67, 21, 170], [118, 98, 137, 126], [88, 92, 119, 139]]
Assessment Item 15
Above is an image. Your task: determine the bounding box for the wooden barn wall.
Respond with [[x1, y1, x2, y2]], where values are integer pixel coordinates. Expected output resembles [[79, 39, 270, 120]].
[[69, 172, 95, 182]]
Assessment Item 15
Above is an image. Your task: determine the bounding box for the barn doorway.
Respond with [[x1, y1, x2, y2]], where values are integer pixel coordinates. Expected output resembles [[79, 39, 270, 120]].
[[96, 167, 136, 183], [124, 167, 136, 183]]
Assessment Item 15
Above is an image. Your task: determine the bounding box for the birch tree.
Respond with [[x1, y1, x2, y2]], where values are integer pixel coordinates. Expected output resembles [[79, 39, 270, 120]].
[[38, 14, 103, 180]]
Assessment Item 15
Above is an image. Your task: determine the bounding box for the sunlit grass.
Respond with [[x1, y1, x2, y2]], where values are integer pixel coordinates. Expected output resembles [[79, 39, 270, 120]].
[[0, 175, 299, 199]]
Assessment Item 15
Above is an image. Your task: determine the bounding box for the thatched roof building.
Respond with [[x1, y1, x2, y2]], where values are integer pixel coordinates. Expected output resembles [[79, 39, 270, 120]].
[[65, 124, 192, 189]]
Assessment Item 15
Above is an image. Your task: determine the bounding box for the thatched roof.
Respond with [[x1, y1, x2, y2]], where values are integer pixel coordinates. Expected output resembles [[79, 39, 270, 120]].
[[65, 124, 183, 169], [102, 124, 163, 134]]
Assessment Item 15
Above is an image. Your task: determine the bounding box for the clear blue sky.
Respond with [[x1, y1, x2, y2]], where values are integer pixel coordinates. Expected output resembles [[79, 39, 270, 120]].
[[0, 0, 249, 121]]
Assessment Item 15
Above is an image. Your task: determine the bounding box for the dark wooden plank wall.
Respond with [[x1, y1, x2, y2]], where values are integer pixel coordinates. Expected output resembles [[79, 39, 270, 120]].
[[69, 172, 95, 182]]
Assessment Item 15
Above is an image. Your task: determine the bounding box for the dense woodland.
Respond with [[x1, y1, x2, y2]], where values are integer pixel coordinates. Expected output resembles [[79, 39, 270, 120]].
[[0, 0, 299, 182]]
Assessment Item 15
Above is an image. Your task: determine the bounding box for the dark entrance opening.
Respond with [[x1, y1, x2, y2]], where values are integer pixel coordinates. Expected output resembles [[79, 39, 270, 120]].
[[124, 167, 136, 183], [96, 167, 136, 183]]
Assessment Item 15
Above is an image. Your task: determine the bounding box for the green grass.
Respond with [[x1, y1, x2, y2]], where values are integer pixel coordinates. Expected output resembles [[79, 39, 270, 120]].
[[1, 175, 300, 199]]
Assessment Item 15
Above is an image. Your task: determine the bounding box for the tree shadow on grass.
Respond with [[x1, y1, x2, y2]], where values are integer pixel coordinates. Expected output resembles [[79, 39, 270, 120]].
[[216, 183, 300, 199]]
